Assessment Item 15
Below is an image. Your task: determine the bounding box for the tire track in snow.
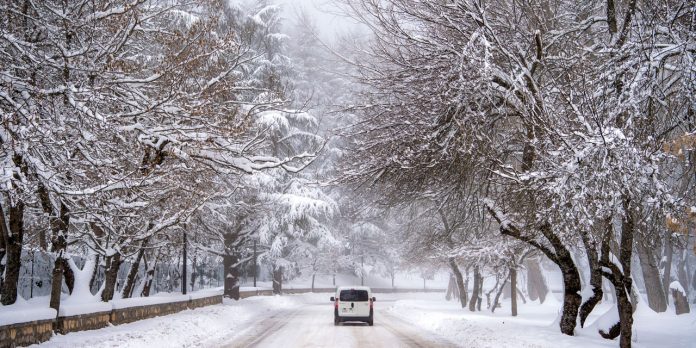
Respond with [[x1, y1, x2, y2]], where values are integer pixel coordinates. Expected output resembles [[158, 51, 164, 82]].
[[223, 297, 456, 348], [378, 311, 457, 348], [223, 309, 298, 348]]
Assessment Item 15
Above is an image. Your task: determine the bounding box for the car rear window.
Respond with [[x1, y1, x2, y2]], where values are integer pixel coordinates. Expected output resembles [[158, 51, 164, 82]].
[[339, 289, 369, 301]]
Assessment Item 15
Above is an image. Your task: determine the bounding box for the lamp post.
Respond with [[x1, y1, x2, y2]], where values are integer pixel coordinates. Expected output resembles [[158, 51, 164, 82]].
[[182, 231, 187, 295]]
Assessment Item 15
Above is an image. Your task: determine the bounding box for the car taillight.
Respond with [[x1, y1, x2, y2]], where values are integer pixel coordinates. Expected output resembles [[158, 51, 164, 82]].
[[335, 299, 338, 309], [370, 299, 373, 309]]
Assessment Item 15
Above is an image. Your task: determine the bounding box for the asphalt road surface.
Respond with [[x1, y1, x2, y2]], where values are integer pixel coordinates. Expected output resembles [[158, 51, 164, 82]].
[[224, 297, 456, 348]]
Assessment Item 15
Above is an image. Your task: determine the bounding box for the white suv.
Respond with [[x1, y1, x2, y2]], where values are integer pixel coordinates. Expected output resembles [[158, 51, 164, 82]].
[[330, 286, 376, 326]]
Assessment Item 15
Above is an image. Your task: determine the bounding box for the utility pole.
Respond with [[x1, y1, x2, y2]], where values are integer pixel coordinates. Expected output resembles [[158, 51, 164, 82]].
[[253, 240, 257, 287], [182, 231, 187, 295]]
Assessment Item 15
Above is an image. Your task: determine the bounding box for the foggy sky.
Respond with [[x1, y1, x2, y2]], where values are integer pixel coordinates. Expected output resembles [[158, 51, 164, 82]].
[[276, 0, 365, 40]]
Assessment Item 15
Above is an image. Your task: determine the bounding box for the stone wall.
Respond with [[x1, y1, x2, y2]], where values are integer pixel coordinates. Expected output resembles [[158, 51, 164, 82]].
[[110, 300, 190, 325], [54, 311, 111, 335], [189, 295, 223, 309], [0, 319, 53, 348], [0, 294, 222, 348], [239, 289, 274, 298]]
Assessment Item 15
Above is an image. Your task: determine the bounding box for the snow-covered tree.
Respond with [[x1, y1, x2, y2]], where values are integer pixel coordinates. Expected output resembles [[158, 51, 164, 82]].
[[337, 1, 694, 346], [0, 0, 321, 308]]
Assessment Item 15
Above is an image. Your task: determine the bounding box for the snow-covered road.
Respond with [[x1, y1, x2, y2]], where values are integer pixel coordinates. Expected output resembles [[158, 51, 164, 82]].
[[225, 297, 455, 348], [32, 292, 696, 348], [34, 293, 456, 348]]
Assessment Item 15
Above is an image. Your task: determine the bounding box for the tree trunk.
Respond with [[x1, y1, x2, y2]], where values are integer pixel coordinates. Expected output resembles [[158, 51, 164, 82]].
[[492, 273, 509, 313], [661, 230, 673, 300], [469, 265, 481, 311], [190, 253, 197, 292], [511, 266, 518, 316], [446, 274, 455, 301], [101, 252, 122, 302], [273, 266, 283, 295], [538, 222, 583, 336], [677, 253, 689, 298], [0, 222, 5, 293], [671, 282, 690, 315], [615, 284, 634, 348], [617, 201, 636, 348], [600, 279, 634, 348], [452, 275, 460, 299], [517, 286, 527, 304], [526, 258, 549, 303], [485, 275, 499, 309], [223, 251, 240, 300], [579, 266, 604, 327], [463, 267, 470, 304], [88, 223, 106, 293], [448, 258, 467, 308], [558, 257, 582, 336], [45, 198, 73, 309], [692, 269, 696, 303], [636, 240, 667, 312], [579, 225, 606, 327], [122, 239, 148, 299], [477, 275, 483, 311], [89, 254, 100, 293], [600, 199, 636, 348], [0, 201, 24, 305], [487, 207, 583, 336], [141, 255, 156, 297], [311, 273, 316, 292], [49, 257, 66, 310]]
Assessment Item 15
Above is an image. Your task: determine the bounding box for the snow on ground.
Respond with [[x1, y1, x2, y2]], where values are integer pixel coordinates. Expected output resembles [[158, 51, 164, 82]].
[[388, 293, 696, 348], [1, 289, 225, 325], [28, 291, 696, 347], [33, 294, 309, 348], [0, 295, 55, 326]]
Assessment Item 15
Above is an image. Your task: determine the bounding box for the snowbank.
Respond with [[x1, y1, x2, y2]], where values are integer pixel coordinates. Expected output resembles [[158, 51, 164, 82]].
[[0, 295, 57, 326], [387, 293, 696, 348], [111, 293, 190, 310], [59, 302, 112, 317], [0, 288, 224, 326], [190, 288, 223, 300], [35, 293, 316, 348], [0, 307, 56, 326]]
